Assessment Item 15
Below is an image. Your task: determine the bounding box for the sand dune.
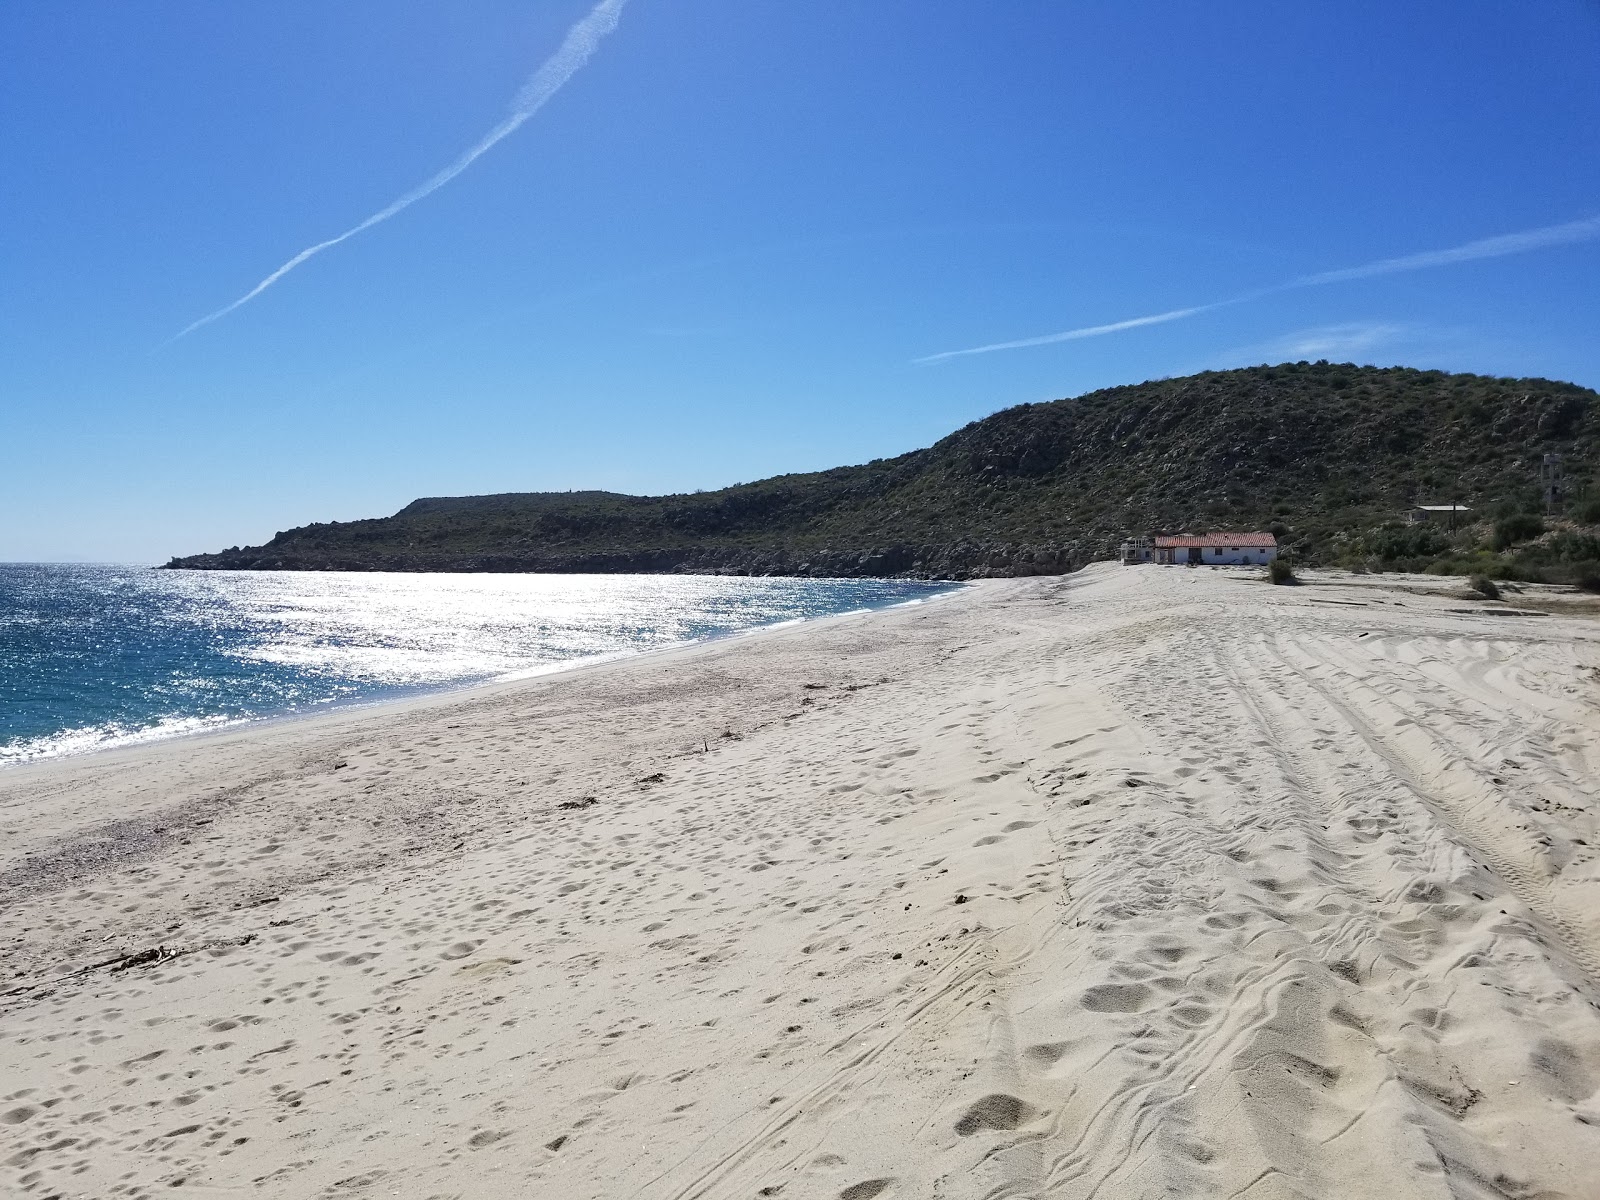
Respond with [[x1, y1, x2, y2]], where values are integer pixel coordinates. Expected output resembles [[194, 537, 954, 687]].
[[4, 564, 1599, 1198]]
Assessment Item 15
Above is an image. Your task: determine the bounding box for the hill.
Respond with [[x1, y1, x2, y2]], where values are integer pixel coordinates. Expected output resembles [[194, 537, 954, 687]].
[[164, 362, 1600, 579]]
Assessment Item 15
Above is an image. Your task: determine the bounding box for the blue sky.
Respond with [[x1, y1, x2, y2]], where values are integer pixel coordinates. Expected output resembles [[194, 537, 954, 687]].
[[4, 1, 1598, 562]]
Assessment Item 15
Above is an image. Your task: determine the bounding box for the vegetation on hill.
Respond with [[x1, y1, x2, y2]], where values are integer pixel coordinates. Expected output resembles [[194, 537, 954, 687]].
[[165, 362, 1600, 580]]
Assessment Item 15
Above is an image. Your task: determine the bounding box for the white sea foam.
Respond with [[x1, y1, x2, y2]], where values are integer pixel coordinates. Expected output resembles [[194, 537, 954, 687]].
[[0, 713, 249, 767]]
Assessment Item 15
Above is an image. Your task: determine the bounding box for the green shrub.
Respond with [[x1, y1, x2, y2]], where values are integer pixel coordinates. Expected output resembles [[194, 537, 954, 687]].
[[1365, 523, 1453, 560], [1578, 569, 1600, 594], [1543, 531, 1600, 562], [1577, 498, 1600, 525], [1493, 513, 1545, 551], [1269, 558, 1296, 585], [1468, 574, 1501, 600]]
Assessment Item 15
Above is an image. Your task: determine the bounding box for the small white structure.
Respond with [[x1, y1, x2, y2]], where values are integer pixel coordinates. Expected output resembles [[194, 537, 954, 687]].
[[1119, 537, 1153, 564], [1410, 505, 1471, 524], [1154, 532, 1277, 566]]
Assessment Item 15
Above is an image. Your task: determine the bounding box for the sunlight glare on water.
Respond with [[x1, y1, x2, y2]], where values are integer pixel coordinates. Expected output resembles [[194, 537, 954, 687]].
[[0, 566, 956, 765]]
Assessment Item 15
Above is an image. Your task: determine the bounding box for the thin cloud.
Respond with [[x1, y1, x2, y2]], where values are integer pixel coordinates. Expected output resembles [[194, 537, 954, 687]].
[[918, 213, 1600, 363], [1219, 321, 1411, 365], [1267, 321, 1408, 360], [1293, 214, 1600, 286], [171, 0, 628, 342], [913, 303, 1223, 364]]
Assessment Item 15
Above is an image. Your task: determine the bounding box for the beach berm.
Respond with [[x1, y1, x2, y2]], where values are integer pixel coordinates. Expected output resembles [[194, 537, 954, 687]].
[[3, 564, 1599, 1198]]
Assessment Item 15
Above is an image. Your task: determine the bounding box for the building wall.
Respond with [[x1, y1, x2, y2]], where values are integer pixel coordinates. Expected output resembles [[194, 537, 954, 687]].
[[1197, 545, 1276, 565], [1160, 545, 1277, 565]]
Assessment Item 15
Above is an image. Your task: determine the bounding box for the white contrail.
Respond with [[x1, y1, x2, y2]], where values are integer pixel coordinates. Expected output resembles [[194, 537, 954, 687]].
[[918, 212, 1600, 363], [1290, 213, 1600, 286], [914, 303, 1224, 364], [172, 0, 627, 341]]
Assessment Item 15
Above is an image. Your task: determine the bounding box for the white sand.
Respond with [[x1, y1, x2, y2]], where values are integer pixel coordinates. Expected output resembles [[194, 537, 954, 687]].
[[4, 564, 1600, 1199]]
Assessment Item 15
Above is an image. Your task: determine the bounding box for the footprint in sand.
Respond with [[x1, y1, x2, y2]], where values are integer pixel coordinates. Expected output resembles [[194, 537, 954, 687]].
[[954, 1093, 1035, 1136], [1080, 983, 1153, 1012], [1023, 1042, 1068, 1068]]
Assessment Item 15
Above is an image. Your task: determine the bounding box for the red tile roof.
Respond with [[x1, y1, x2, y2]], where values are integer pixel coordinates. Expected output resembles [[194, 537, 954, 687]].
[[1153, 532, 1277, 548]]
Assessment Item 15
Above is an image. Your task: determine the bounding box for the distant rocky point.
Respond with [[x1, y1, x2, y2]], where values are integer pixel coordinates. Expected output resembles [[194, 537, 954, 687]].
[[164, 363, 1597, 578]]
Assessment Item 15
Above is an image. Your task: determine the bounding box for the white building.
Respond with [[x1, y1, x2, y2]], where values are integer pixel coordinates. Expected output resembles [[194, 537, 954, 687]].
[[1409, 504, 1471, 524], [1119, 537, 1153, 564], [1153, 532, 1277, 566]]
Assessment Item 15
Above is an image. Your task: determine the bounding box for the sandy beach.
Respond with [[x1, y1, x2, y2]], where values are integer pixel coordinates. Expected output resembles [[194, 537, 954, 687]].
[[4, 563, 1600, 1199]]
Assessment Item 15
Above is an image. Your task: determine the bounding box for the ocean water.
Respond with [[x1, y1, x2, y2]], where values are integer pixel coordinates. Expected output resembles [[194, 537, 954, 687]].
[[0, 565, 956, 766]]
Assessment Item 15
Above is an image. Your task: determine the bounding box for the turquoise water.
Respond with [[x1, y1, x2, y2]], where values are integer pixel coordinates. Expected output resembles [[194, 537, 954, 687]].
[[0, 566, 955, 765]]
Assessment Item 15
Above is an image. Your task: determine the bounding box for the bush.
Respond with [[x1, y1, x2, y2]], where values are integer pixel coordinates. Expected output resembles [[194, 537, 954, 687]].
[[1577, 498, 1600, 525], [1468, 574, 1501, 600], [1543, 531, 1600, 562], [1269, 558, 1296, 585], [1493, 512, 1545, 551], [1365, 523, 1452, 560]]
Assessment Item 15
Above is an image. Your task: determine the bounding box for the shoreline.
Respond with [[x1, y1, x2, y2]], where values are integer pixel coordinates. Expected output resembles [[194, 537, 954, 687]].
[[0, 578, 966, 777], [4, 565, 1598, 1198], [0, 578, 993, 888]]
